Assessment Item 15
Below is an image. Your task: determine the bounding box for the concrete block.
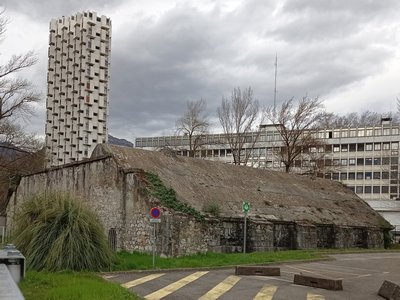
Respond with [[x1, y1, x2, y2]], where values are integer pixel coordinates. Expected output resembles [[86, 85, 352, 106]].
[[378, 280, 400, 300], [235, 266, 280, 276], [293, 274, 343, 291], [0, 264, 25, 300]]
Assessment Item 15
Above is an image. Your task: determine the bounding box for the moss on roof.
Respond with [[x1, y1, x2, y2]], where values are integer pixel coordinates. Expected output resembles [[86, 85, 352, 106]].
[[92, 144, 391, 228]]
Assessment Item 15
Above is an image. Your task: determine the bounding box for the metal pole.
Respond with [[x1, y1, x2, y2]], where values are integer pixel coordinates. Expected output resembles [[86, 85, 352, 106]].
[[273, 53, 278, 113], [243, 212, 247, 254], [152, 223, 156, 269]]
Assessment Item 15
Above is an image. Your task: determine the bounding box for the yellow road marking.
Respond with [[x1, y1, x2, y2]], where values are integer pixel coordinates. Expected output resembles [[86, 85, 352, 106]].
[[198, 275, 241, 300], [121, 273, 165, 289], [307, 292, 325, 299], [144, 271, 208, 300], [253, 285, 278, 300]]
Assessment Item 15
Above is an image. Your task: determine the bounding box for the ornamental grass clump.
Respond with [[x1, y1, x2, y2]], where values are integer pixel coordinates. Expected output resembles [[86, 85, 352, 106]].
[[13, 192, 113, 271]]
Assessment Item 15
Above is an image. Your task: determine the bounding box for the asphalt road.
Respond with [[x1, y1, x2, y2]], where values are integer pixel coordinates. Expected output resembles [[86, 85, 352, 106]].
[[104, 252, 400, 299]]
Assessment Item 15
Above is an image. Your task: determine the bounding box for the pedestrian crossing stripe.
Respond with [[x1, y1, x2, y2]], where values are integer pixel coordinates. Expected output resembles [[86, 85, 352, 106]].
[[198, 275, 241, 300], [121, 273, 165, 289], [253, 285, 278, 300], [102, 275, 117, 279], [144, 271, 209, 300], [307, 292, 325, 300], [120, 271, 326, 300]]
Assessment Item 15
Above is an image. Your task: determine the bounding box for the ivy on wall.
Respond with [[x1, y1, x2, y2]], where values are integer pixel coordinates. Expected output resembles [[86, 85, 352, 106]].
[[146, 172, 204, 221]]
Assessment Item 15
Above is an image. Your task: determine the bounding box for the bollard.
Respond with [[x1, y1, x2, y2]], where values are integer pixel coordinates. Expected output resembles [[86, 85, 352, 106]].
[[0, 244, 25, 284]]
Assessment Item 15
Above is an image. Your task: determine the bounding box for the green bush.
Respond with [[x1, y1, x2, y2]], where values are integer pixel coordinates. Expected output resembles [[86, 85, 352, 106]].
[[202, 202, 221, 217], [12, 191, 113, 271]]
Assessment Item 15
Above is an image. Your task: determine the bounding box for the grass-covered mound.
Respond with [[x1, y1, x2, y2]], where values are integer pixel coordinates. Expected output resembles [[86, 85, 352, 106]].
[[13, 192, 113, 271]]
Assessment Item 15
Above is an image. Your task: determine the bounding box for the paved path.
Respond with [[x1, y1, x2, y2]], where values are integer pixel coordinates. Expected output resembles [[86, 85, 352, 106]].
[[104, 252, 400, 299]]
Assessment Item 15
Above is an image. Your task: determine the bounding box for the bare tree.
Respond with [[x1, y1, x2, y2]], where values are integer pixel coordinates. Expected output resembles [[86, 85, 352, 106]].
[[217, 87, 264, 165], [0, 146, 45, 215], [267, 96, 327, 173], [176, 99, 209, 157], [397, 96, 400, 114], [0, 11, 40, 123], [0, 121, 45, 214], [0, 9, 7, 39], [0, 120, 43, 151], [320, 110, 397, 128], [0, 11, 43, 213]]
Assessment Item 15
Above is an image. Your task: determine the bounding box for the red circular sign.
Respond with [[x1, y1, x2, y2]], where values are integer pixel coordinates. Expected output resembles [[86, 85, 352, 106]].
[[150, 207, 161, 219]]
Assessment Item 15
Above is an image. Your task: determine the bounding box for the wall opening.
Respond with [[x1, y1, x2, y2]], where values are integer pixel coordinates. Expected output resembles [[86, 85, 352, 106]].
[[108, 228, 117, 251]]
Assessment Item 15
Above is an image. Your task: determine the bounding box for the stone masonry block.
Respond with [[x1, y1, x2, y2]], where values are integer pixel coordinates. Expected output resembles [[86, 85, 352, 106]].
[[378, 280, 400, 300], [235, 266, 280, 276], [294, 274, 343, 291]]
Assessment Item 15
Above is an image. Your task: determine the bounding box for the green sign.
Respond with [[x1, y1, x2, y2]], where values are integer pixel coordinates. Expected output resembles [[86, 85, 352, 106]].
[[243, 201, 250, 213]]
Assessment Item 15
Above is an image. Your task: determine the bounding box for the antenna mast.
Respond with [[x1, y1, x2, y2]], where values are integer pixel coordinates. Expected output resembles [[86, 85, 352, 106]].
[[273, 53, 278, 112]]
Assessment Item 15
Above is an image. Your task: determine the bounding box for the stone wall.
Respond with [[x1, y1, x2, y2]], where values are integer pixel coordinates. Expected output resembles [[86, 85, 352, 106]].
[[7, 157, 126, 251], [7, 158, 385, 257], [149, 215, 384, 257], [247, 219, 274, 252], [316, 225, 336, 248], [296, 223, 318, 249]]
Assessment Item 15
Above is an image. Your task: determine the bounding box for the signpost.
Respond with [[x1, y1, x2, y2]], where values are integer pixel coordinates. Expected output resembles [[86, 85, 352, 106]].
[[150, 207, 161, 268], [150, 207, 161, 219], [242, 201, 250, 254]]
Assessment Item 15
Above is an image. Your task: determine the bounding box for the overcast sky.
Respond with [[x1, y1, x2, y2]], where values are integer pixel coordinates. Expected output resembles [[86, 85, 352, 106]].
[[1, 0, 399, 143]]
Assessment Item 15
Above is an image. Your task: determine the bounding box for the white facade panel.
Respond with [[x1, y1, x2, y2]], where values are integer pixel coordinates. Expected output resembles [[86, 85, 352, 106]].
[[45, 11, 112, 166]]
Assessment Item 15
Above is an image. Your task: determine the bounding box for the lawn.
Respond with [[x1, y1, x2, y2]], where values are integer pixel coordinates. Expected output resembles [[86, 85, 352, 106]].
[[18, 247, 399, 299], [112, 247, 398, 271], [113, 249, 324, 271], [19, 271, 140, 300]]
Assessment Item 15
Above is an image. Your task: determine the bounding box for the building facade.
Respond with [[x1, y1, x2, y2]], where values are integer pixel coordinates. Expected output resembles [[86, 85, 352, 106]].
[[135, 119, 400, 227], [45, 11, 111, 166]]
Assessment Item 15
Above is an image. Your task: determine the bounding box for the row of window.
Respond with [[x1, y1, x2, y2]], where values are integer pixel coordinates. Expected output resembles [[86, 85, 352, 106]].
[[332, 142, 398, 152], [327, 171, 396, 181], [320, 157, 397, 167], [54, 14, 111, 29], [56, 12, 111, 24], [347, 185, 397, 194], [172, 148, 400, 165], [322, 127, 398, 138], [137, 139, 400, 154]]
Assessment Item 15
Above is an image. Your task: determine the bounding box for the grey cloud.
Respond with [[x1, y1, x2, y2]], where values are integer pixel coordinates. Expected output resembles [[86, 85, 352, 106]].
[[3, 0, 400, 141], [281, 0, 400, 17], [108, 4, 255, 139], [1, 0, 117, 21], [275, 0, 400, 43], [108, 1, 400, 138]]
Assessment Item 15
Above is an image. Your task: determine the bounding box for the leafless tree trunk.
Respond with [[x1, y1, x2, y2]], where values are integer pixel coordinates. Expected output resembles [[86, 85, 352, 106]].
[[217, 87, 264, 165], [267, 96, 327, 173], [176, 98, 209, 157]]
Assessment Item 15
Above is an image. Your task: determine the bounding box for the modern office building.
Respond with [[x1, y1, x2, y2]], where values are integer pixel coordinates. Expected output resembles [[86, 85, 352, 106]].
[[45, 11, 111, 166], [135, 118, 400, 228]]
